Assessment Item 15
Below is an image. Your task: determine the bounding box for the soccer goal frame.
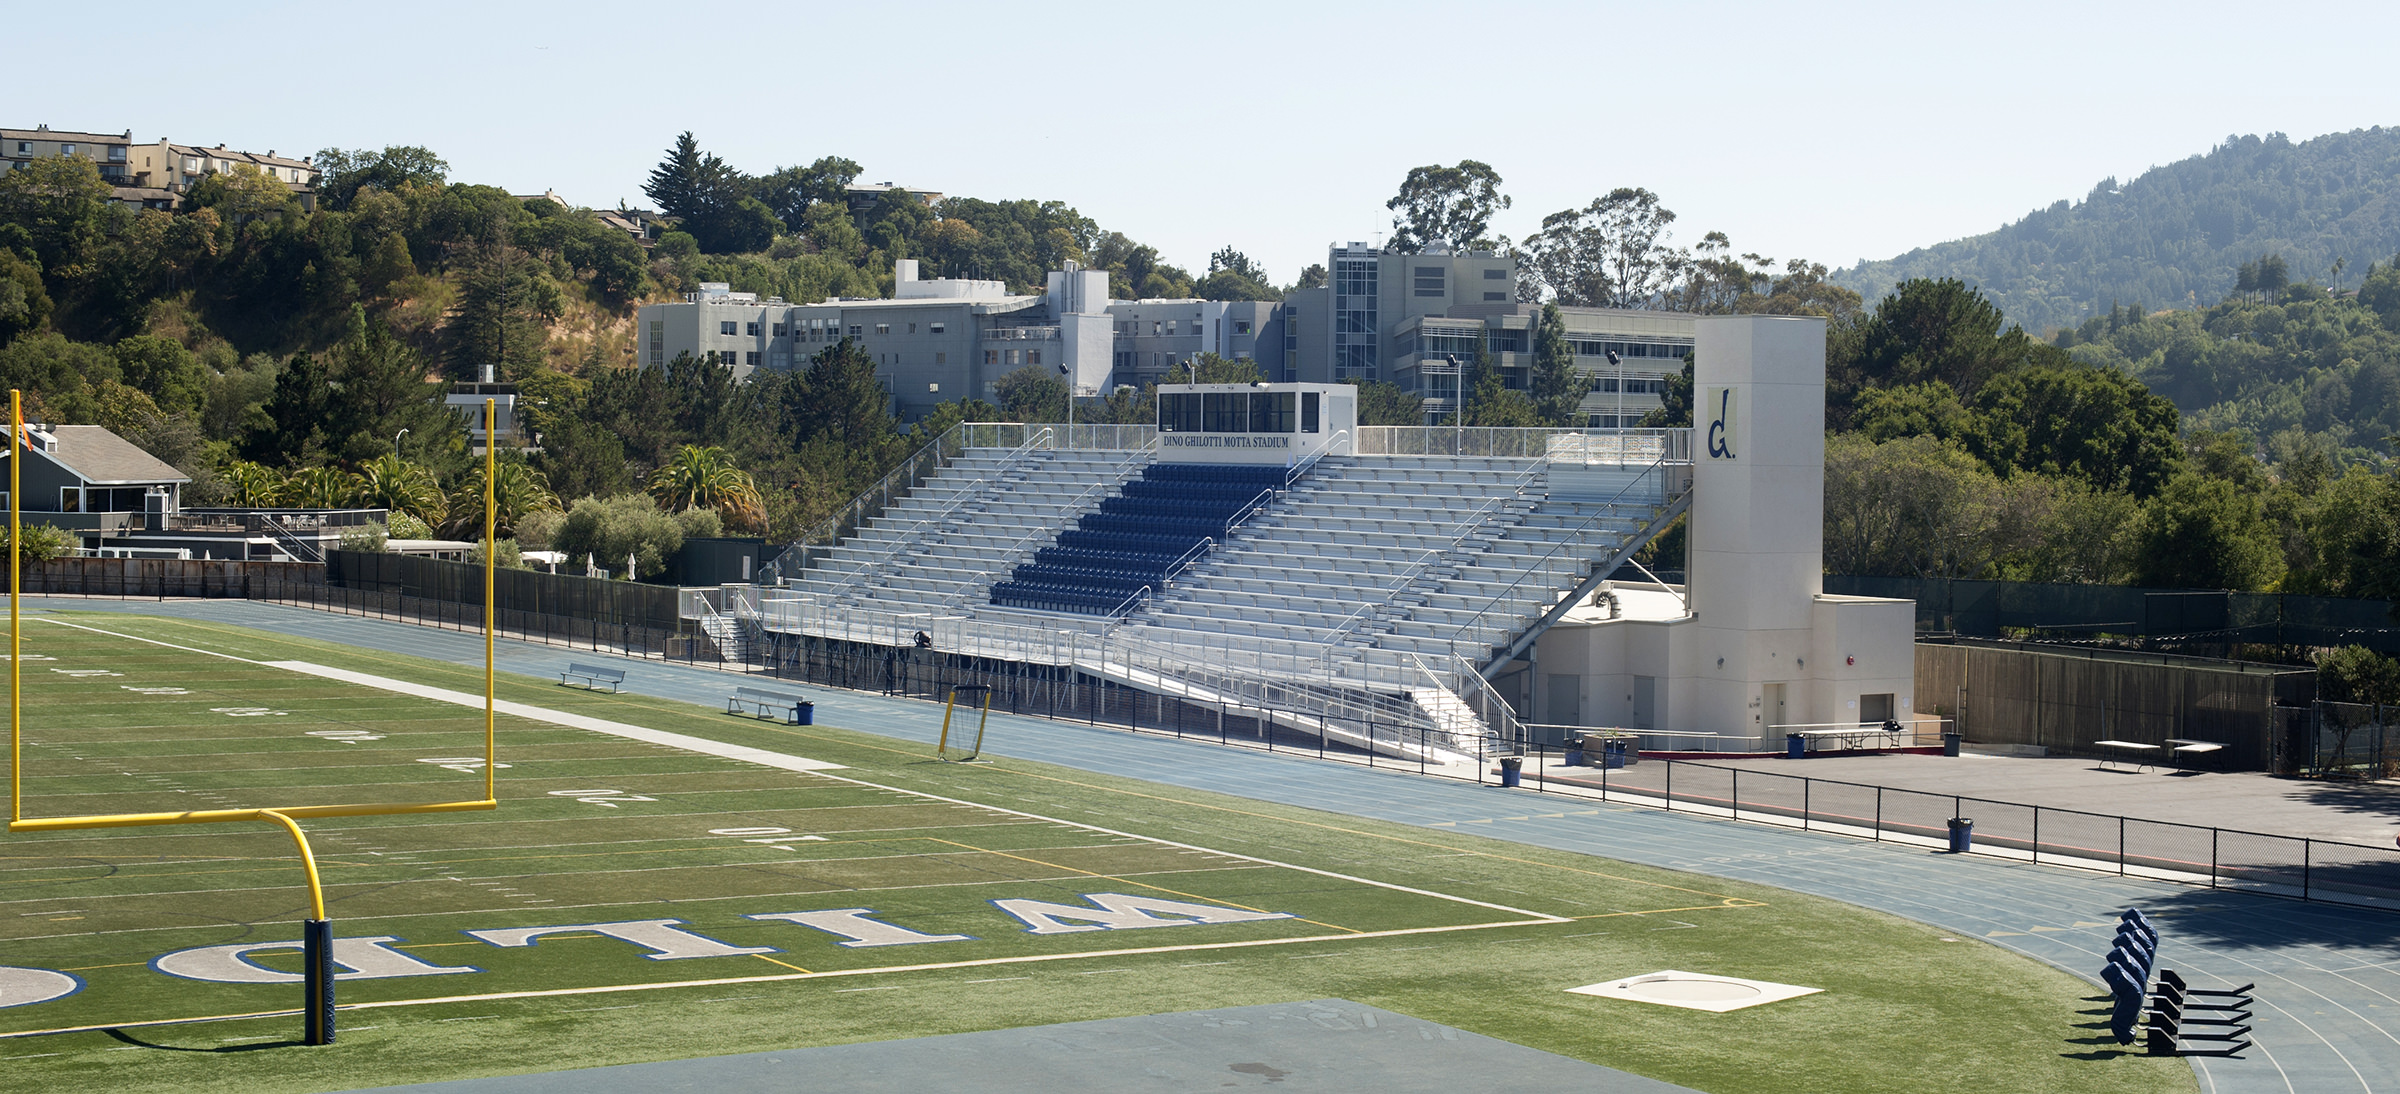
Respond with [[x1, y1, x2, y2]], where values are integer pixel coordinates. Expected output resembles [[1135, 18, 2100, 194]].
[[4, 391, 505, 1045], [937, 683, 993, 762]]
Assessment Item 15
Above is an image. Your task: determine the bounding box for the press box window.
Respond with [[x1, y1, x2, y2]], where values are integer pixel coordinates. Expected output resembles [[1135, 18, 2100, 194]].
[[1159, 392, 1202, 432], [1301, 391, 1321, 433]]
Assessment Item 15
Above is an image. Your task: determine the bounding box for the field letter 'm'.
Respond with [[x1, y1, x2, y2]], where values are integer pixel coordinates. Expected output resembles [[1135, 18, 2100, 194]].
[[991, 893, 1293, 936]]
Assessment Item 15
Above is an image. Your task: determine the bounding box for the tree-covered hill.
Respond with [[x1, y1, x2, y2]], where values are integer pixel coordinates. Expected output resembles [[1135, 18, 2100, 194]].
[[1834, 128, 2400, 335]]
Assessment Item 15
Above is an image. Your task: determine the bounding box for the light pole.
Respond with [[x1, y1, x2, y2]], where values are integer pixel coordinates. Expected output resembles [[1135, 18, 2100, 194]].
[[1443, 353, 1462, 443], [393, 427, 409, 454], [1606, 349, 1624, 429], [1059, 361, 1073, 444]]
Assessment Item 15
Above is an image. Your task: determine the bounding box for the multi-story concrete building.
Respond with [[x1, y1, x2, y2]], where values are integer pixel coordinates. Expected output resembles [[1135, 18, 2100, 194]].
[[1282, 242, 1694, 426], [641, 242, 1687, 426], [638, 261, 1114, 421]]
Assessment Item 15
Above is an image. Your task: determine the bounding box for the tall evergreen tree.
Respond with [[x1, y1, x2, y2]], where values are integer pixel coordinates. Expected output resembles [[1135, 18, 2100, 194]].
[[1529, 303, 1585, 426]]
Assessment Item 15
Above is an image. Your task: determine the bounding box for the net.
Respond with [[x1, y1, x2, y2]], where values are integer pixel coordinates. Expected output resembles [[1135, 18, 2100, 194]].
[[938, 684, 993, 762]]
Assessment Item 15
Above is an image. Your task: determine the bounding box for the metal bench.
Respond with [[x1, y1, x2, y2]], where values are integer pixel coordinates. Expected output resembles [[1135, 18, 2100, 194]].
[[559, 662, 625, 693], [729, 685, 812, 724]]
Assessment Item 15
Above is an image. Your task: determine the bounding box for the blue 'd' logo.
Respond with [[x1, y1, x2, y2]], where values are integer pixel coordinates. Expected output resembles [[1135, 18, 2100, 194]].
[[1706, 387, 1736, 460]]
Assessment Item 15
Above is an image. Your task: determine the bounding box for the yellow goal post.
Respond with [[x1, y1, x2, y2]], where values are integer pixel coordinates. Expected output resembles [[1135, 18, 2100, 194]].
[[5, 391, 505, 1044]]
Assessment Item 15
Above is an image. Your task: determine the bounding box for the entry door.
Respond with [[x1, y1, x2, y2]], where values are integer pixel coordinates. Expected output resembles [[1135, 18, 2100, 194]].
[[1630, 676, 1656, 730], [1545, 674, 1580, 727], [1764, 682, 1788, 731]]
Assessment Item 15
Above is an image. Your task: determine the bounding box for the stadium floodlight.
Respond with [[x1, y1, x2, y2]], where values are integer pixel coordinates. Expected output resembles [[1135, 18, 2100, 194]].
[[6, 391, 503, 1046], [937, 683, 993, 762]]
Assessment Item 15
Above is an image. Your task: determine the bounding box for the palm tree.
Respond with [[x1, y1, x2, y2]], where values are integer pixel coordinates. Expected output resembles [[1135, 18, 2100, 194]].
[[219, 460, 284, 508], [353, 454, 447, 527], [646, 444, 766, 532], [280, 465, 362, 509], [441, 459, 559, 539]]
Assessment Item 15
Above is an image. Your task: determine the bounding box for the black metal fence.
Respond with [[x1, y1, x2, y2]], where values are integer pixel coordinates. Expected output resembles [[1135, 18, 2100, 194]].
[[2300, 701, 2397, 778], [753, 631, 1463, 776], [1828, 575, 2400, 652], [1491, 744, 2400, 912]]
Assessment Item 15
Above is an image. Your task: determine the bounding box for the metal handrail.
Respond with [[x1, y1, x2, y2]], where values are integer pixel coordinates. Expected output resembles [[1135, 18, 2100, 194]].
[[1436, 447, 1685, 657], [1106, 584, 1154, 617], [933, 437, 1161, 610], [800, 427, 1054, 599], [760, 421, 988, 583], [1313, 458, 1552, 648]]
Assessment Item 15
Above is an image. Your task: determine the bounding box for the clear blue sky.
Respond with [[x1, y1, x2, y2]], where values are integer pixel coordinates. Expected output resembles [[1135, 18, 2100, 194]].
[[18, 0, 2399, 289]]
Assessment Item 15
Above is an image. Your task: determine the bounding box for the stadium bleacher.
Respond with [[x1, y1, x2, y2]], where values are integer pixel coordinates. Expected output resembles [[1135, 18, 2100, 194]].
[[757, 431, 1688, 760]]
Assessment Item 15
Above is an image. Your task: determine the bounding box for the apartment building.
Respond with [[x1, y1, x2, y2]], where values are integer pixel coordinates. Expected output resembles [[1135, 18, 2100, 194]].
[[3, 124, 320, 211]]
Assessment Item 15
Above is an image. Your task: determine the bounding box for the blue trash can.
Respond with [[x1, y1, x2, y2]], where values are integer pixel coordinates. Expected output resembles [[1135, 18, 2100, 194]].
[[1603, 741, 1628, 769], [1498, 756, 1523, 788], [1786, 733, 1805, 760], [1562, 742, 1586, 767], [1947, 817, 1973, 853], [796, 701, 815, 726]]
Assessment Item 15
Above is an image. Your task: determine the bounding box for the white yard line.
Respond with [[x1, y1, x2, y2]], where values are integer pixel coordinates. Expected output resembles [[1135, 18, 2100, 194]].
[[34, 618, 843, 774], [260, 662, 846, 774]]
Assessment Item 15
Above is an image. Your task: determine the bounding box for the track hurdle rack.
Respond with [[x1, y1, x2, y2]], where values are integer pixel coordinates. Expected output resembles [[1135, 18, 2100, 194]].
[[2100, 907, 2253, 1057]]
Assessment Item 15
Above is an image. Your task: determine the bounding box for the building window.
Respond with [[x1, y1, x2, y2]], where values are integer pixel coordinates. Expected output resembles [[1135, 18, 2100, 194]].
[[985, 350, 998, 365], [1234, 320, 1252, 335], [60, 144, 75, 156], [935, 352, 945, 364], [1005, 350, 1020, 365], [875, 323, 890, 335], [648, 321, 664, 367], [746, 322, 760, 336], [12, 142, 27, 154], [107, 146, 126, 162], [772, 323, 787, 336], [848, 325, 863, 336], [907, 323, 916, 334], [930, 322, 945, 334], [720, 321, 738, 336], [1027, 350, 1041, 366], [1413, 266, 1445, 297], [746, 352, 760, 366], [1151, 321, 1161, 336], [1483, 292, 1507, 301], [1484, 268, 1507, 279]]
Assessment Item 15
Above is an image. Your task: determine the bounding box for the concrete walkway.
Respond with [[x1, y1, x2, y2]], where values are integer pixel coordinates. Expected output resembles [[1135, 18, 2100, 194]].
[[26, 597, 2400, 1094]]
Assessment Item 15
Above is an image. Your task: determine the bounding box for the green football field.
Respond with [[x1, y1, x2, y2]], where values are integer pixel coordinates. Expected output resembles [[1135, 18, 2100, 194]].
[[0, 611, 2193, 1094]]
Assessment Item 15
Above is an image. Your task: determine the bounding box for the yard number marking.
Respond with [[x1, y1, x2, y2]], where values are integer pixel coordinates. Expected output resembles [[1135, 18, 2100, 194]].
[[420, 757, 513, 773], [547, 788, 655, 807], [708, 826, 828, 850], [308, 729, 386, 744], [211, 707, 288, 717], [120, 686, 191, 695]]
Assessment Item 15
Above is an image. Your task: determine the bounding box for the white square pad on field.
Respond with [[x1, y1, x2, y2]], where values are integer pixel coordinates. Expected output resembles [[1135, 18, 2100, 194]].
[[1567, 970, 1822, 1013]]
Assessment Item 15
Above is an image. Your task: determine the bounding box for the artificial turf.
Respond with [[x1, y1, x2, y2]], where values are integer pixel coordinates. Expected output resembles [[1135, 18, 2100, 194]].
[[0, 611, 2195, 1094]]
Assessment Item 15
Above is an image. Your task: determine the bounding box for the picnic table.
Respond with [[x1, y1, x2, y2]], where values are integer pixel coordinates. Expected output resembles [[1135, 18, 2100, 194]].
[[2162, 738, 2226, 770], [2092, 739, 2160, 771]]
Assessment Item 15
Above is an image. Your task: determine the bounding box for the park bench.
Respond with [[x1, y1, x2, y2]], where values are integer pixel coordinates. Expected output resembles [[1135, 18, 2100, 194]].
[[729, 685, 812, 724], [559, 662, 625, 693]]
